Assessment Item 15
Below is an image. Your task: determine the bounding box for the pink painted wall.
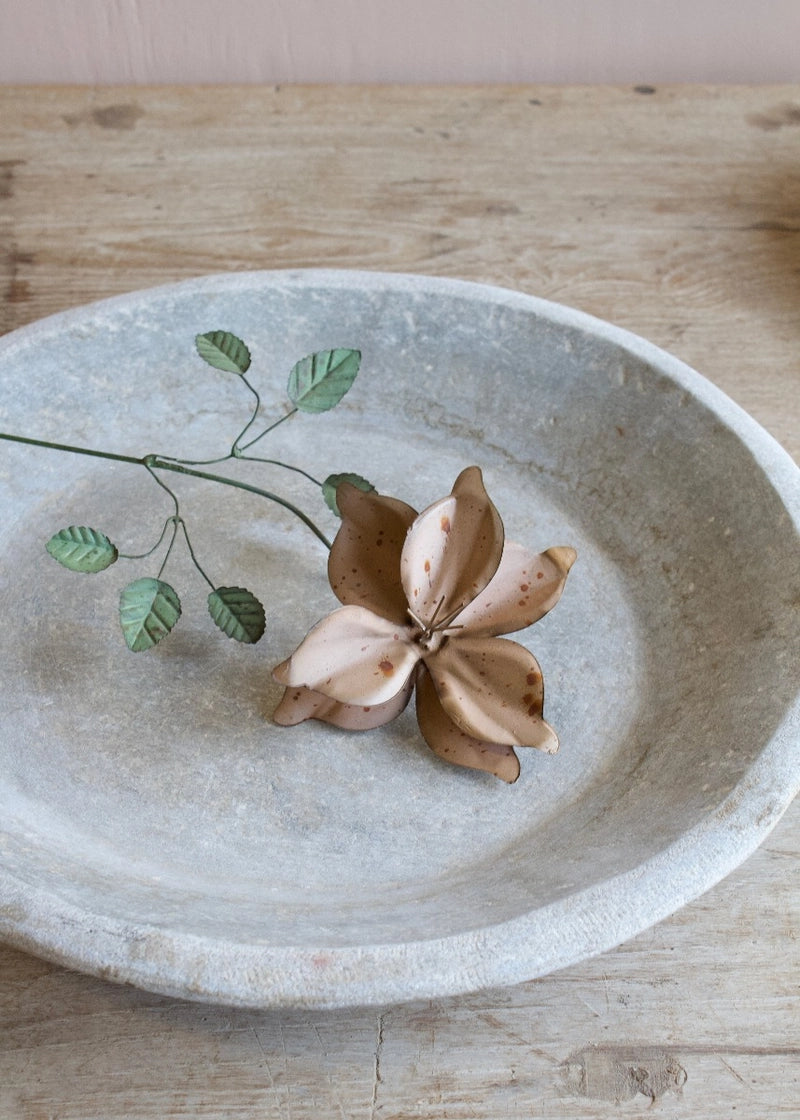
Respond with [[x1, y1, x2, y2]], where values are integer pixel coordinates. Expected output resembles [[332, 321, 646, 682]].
[[2, 0, 798, 84]]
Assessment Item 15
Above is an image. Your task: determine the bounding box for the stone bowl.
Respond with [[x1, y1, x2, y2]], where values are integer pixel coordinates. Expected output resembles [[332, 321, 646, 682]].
[[0, 270, 797, 1008]]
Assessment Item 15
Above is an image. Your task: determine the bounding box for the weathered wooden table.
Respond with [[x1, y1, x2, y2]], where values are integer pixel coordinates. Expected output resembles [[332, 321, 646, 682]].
[[1, 85, 797, 1118]]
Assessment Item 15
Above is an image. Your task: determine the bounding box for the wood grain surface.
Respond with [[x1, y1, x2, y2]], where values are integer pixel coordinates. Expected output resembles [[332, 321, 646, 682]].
[[0, 84, 798, 1119]]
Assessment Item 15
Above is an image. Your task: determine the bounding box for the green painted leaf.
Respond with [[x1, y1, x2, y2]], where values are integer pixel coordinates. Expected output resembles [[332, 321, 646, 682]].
[[207, 586, 266, 644], [195, 331, 251, 375], [45, 526, 118, 573], [322, 472, 375, 517], [287, 348, 361, 413], [119, 577, 181, 652]]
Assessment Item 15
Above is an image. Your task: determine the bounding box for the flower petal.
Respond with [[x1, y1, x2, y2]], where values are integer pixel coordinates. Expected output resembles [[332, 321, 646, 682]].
[[415, 665, 521, 782], [456, 543, 577, 637], [425, 635, 559, 751], [272, 656, 292, 685], [278, 605, 420, 706], [327, 483, 418, 623], [401, 466, 504, 627], [273, 673, 415, 730]]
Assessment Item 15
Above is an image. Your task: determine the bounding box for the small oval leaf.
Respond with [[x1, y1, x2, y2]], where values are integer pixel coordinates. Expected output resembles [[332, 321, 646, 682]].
[[208, 586, 266, 644], [195, 331, 251, 375], [322, 472, 375, 517], [287, 348, 361, 413], [119, 577, 181, 652], [46, 526, 118, 573]]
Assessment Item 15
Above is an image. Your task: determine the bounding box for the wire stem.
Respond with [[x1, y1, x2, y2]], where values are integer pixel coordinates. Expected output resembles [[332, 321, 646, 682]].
[[179, 520, 216, 590], [0, 430, 332, 550], [118, 515, 176, 561], [237, 407, 297, 452], [231, 374, 264, 451], [170, 375, 265, 466], [157, 517, 181, 579], [235, 454, 322, 487]]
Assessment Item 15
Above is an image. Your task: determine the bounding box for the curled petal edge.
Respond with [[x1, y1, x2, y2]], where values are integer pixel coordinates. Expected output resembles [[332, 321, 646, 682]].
[[328, 484, 418, 623], [415, 665, 521, 783], [400, 465, 504, 628], [425, 635, 560, 752], [275, 604, 420, 707], [273, 672, 415, 731], [456, 542, 577, 638]]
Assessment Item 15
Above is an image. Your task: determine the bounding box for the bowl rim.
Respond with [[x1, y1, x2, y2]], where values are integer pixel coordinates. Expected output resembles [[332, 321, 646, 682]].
[[1, 268, 798, 1008]]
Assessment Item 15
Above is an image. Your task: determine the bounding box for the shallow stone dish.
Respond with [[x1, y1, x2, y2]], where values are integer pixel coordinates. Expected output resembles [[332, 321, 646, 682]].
[[0, 270, 797, 1009]]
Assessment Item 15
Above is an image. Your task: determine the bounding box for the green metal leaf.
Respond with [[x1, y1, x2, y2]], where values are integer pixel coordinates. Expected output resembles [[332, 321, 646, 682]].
[[207, 586, 266, 644], [119, 577, 181, 652], [287, 349, 361, 413], [195, 331, 251, 375], [45, 526, 118, 573], [322, 472, 375, 517]]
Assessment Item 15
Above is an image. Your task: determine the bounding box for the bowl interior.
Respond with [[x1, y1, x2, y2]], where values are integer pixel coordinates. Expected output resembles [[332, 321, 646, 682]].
[[1, 271, 797, 1004]]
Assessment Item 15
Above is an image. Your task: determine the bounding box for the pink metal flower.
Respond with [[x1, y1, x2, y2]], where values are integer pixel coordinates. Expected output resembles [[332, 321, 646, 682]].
[[273, 467, 576, 782]]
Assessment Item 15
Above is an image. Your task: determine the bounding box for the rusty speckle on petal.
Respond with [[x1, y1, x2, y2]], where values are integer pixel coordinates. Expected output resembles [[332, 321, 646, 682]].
[[379, 659, 395, 675], [440, 515, 451, 533]]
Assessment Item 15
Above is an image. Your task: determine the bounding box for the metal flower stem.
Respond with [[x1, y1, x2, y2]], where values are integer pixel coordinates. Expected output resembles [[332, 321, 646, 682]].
[[0, 431, 333, 550]]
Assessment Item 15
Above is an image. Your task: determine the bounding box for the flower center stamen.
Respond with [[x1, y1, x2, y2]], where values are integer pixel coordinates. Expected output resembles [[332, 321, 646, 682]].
[[408, 596, 464, 653]]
